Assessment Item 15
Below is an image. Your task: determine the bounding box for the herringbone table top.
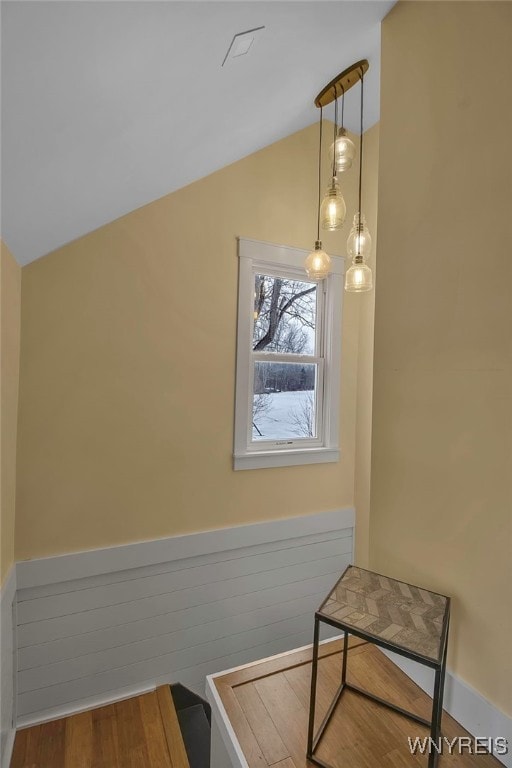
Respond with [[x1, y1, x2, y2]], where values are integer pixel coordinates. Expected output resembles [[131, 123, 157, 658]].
[[319, 565, 449, 662]]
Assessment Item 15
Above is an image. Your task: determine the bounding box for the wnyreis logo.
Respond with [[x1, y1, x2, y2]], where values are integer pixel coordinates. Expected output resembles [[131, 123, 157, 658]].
[[407, 736, 509, 756]]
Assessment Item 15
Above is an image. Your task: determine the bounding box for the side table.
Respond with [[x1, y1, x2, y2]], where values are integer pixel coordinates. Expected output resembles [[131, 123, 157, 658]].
[[307, 565, 450, 768]]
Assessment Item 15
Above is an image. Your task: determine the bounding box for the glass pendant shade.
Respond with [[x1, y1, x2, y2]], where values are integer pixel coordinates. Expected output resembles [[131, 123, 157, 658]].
[[330, 127, 356, 173], [305, 241, 331, 280], [345, 213, 372, 292], [320, 177, 346, 231], [345, 260, 373, 292], [346, 213, 372, 259]]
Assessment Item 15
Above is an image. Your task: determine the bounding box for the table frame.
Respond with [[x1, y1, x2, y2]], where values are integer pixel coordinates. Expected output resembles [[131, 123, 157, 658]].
[[306, 568, 451, 768]]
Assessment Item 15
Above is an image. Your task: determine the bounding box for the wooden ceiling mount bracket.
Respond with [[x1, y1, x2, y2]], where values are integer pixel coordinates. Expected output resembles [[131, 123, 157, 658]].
[[314, 59, 369, 108]]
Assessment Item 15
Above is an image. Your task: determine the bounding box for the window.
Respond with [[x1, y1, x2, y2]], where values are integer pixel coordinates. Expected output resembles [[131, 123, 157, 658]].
[[234, 238, 344, 470]]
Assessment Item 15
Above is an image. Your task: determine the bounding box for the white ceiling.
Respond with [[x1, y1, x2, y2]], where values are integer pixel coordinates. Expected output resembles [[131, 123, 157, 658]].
[[1, 1, 394, 265]]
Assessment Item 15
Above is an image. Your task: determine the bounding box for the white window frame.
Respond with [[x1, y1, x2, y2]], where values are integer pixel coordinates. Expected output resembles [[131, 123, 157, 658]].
[[234, 237, 345, 470]]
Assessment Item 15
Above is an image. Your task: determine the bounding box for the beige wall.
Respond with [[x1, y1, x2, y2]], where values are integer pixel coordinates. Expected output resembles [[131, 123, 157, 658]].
[[1, 241, 21, 585], [353, 123, 378, 568], [372, 1, 512, 714], [15, 122, 377, 561]]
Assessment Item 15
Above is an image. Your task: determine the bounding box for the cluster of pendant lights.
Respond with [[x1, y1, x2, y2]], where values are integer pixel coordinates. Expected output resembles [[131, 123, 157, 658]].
[[304, 60, 373, 292]]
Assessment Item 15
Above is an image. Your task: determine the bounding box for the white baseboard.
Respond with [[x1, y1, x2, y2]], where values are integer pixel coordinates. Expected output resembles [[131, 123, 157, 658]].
[[382, 649, 512, 768]]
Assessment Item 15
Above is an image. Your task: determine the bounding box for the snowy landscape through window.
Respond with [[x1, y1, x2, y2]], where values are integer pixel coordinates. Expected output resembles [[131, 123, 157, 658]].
[[252, 274, 319, 441]]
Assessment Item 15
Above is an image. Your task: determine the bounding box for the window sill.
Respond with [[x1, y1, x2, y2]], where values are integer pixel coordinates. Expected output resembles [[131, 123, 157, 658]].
[[233, 447, 340, 471]]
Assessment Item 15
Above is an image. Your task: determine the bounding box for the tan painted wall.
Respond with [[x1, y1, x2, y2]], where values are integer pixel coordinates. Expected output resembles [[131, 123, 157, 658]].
[[372, 1, 512, 714], [1, 241, 21, 585], [353, 123, 378, 568], [15, 122, 375, 561]]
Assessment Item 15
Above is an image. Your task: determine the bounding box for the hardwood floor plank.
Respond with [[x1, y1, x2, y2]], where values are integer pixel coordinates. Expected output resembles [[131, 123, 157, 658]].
[[253, 673, 310, 768], [9, 727, 29, 768], [139, 690, 173, 768], [349, 643, 428, 710], [216, 682, 268, 768], [23, 725, 44, 767], [37, 718, 66, 768], [114, 695, 151, 767], [283, 656, 340, 735], [234, 682, 289, 765], [64, 711, 93, 768], [91, 704, 119, 768]]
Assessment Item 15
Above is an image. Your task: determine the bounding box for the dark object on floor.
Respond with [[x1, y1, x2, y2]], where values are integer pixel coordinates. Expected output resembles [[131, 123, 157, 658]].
[[171, 683, 211, 768]]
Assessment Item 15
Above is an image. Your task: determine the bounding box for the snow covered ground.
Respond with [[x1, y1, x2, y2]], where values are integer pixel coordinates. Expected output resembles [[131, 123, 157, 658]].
[[252, 389, 315, 440]]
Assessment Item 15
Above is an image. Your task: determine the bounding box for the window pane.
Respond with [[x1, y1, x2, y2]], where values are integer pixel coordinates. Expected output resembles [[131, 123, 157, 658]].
[[253, 274, 317, 355], [252, 362, 317, 441]]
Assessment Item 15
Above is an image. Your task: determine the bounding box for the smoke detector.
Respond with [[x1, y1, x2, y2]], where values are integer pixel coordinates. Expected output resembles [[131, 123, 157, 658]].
[[222, 26, 265, 67]]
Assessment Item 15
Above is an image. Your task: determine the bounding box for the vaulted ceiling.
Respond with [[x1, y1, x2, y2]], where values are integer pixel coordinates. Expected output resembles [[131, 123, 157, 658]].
[[1, 1, 394, 265]]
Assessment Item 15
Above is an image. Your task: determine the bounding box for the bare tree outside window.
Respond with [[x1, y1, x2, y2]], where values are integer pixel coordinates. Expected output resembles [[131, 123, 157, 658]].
[[253, 275, 316, 354], [288, 390, 315, 438]]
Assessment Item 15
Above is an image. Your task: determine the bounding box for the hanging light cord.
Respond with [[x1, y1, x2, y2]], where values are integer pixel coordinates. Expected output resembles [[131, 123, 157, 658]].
[[357, 69, 364, 253], [317, 105, 323, 242], [341, 87, 345, 129], [358, 72, 364, 224], [332, 89, 338, 179]]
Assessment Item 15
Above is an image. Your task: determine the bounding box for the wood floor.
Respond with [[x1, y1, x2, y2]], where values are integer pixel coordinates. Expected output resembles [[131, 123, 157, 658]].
[[10, 686, 189, 768], [213, 638, 503, 768], [11, 641, 504, 768]]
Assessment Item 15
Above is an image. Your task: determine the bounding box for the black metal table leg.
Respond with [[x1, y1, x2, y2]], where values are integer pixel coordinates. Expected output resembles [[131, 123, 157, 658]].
[[428, 666, 442, 768], [341, 630, 348, 684], [428, 620, 449, 768], [307, 617, 321, 759]]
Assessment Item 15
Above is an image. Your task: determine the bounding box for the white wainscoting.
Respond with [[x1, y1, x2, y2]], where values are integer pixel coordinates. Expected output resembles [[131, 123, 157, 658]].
[[16, 508, 354, 726], [0, 567, 16, 768]]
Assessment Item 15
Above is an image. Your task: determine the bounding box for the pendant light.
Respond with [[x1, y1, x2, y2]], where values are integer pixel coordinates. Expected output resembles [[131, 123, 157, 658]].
[[305, 60, 372, 290], [345, 67, 373, 292], [320, 94, 346, 231], [330, 88, 356, 173], [320, 177, 346, 231], [305, 107, 331, 280]]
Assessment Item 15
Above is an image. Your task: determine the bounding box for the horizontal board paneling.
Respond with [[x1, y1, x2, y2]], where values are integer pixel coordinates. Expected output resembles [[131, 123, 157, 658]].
[[19, 572, 338, 669], [18, 553, 346, 647], [18, 610, 333, 715], [17, 529, 352, 603], [16, 511, 353, 721], [23, 611, 305, 706], [17, 537, 346, 624], [19, 591, 329, 692]]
